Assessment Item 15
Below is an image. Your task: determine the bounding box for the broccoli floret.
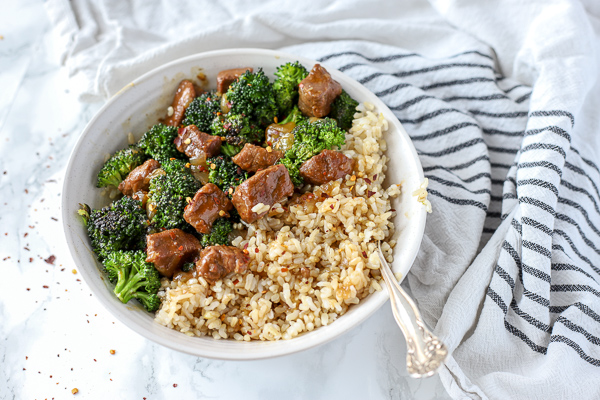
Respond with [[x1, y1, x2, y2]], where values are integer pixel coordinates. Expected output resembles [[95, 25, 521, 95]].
[[137, 124, 182, 163], [79, 197, 148, 260], [146, 159, 201, 230], [273, 61, 309, 116], [102, 250, 161, 312], [279, 118, 346, 186], [199, 218, 233, 247], [207, 155, 248, 197], [182, 91, 222, 132], [226, 69, 277, 127], [329, 90, 359, 131], [96, 146, 146, 188], [210, 113, 264, 156], [280, 106, 307, 125]]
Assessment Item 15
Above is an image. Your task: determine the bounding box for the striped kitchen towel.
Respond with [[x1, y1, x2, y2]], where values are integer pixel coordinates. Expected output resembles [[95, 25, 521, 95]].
[[46, 0, 600, 398]]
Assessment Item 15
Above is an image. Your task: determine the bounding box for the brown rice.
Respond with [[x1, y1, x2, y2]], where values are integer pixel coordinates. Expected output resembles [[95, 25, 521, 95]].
[[155, 102, 400, 341]]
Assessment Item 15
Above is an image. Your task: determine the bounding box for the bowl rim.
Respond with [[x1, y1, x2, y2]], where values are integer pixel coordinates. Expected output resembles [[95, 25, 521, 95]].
[[61, 48, 426, 360]]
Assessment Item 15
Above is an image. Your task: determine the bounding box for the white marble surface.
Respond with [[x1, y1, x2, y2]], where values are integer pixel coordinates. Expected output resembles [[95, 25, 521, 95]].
[[0, 2, 451, 399]]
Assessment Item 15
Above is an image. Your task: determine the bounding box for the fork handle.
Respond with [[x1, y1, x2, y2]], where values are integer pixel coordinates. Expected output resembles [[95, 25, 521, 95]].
[[377, 244, 448, 378]]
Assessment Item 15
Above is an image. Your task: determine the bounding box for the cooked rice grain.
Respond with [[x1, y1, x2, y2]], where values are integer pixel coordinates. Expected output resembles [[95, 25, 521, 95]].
[[155, 105, 400, 340]]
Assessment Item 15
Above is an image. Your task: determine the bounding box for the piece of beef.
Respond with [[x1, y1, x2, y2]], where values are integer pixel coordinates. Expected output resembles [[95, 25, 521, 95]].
[[146, 229, 201, 278], [232, 144, 283, 172], [299, 149, 354, 185], [118, 159, 160, 197], [174, 125, 221, 159], [217, 67, 253, 93], [184, 183, 233, 234], [232, 164, 294, 223], [165, 80, 196, 126], [298, 64, 342, 118], [195, 245, 250, 284]]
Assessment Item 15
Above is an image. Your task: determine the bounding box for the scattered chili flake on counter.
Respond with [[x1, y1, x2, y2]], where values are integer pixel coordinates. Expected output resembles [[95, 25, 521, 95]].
[[72, 269, 77, 274], [45, 255, 56, 264], [110, 349, 116, 355], [43, 285, 49, 289], [72, 388, 78, 394], [173, 384, 178, 388]]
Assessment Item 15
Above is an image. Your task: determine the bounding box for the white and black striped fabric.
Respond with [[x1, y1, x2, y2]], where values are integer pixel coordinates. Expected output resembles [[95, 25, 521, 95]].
[[284, 37, 600, 398]]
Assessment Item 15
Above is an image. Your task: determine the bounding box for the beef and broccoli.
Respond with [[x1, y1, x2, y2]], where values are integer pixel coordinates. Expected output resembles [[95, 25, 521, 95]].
[[79, 62, 359, 312]]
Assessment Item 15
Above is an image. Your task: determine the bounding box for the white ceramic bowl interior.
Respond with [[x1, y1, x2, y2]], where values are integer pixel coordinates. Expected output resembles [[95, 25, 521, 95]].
[[62, 49, 426, 360]]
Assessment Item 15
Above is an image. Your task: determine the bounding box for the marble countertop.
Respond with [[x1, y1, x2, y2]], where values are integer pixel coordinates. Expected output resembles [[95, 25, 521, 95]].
[[0, 3, 450, 399]]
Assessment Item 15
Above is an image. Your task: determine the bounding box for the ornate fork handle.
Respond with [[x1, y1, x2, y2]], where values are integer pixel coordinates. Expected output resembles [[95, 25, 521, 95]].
[[377, 242, 448, 378]]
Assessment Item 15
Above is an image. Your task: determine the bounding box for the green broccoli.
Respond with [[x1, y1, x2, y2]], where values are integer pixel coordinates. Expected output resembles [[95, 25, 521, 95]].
[[329, 90, 359, 131], [279, 118, 346, 186], [102, 250, 161, 312], [280, 106, 307, 125], [78, 197, 148, 260], [199, 218, 233, 247], [146, 159, 201, 230], [137, 123, 182, 163], [226, 69, 277, 127], [182, 91, 222, 132], [210, 113, 264, 156], [96, 146, 146, 188], [273, 61, 309, 116], [207, 155, 248, 197]]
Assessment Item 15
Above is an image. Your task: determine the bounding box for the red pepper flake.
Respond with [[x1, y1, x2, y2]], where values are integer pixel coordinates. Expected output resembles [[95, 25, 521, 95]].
[[24, 247, 30, 251], [367, 191, 375, 198], [178, 246, 184, 251], [247, 331, 252, 335], [109, 349, 116, 355], [93, 359, 97, 362], [232, 279, 239, 285], [24, 233, 28, 238], [43, 285, 49, 289], [173, 384, 178, 388], [281, 268, 288, 272], [373, 174, 378, 180], [44, 255, 56, 265], [255, 248, 259, 253], [365, 178, 372, 184], [51, 217, 58, 221], [362, 251, 367, 258], [330, 204, 334, 209], [390, 209, 396, 212], [29, 225, 34, 229], [26, 288, 30, 291], [243, 243, 249, 250], [29, 258, 33, 262]]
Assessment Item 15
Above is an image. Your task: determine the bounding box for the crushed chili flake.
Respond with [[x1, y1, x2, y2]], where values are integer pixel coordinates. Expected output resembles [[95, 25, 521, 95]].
[[24, 247, 30, 251], [45, 255, 56, 264], [233, 279, 239, 284], [72, 388, 78, 394], [178, 246, 184, 251], [109, 349, 116, 355], [367, 190, 376, 198], [255, 248, 259, 253], [362, 251, 367, 258], [26, 288, 30, 291], [242, 249, 249, 255], [29, 258, 33, 262], [373, 174, 378, 180], [390, 208, 396, 212], [243, 243, 249, 250], [51, 217, 58, 221], [281, 268, 288, 272], [365, 178, 372, 184], [43, 285, 49, 289], [173, 383, 178, 388], [24, 233, 28, 238], [330, 204, 334, 209]]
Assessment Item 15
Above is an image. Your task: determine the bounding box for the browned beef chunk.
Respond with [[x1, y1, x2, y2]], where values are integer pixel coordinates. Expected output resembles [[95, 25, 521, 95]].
[[146, 229, 201, 278], [299, 149, 354, 185], [298, 64, 342, 118], [216, 67, 253, 93], [118, 159, 160, 197], [184, 183, 233, 234], [174, 125, 221, 159], [232, 164, 294, 223], [165, 80, 196, 126], [195, 245, 250, 284], [232, 144, 283, 172]]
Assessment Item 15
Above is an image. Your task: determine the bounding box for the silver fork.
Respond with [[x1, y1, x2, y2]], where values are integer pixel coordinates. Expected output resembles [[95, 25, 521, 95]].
[[377, 241, 448, 378]]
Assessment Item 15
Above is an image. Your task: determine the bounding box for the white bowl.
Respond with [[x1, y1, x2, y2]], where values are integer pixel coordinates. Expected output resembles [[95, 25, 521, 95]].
[[62, 48, 426, 360]]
